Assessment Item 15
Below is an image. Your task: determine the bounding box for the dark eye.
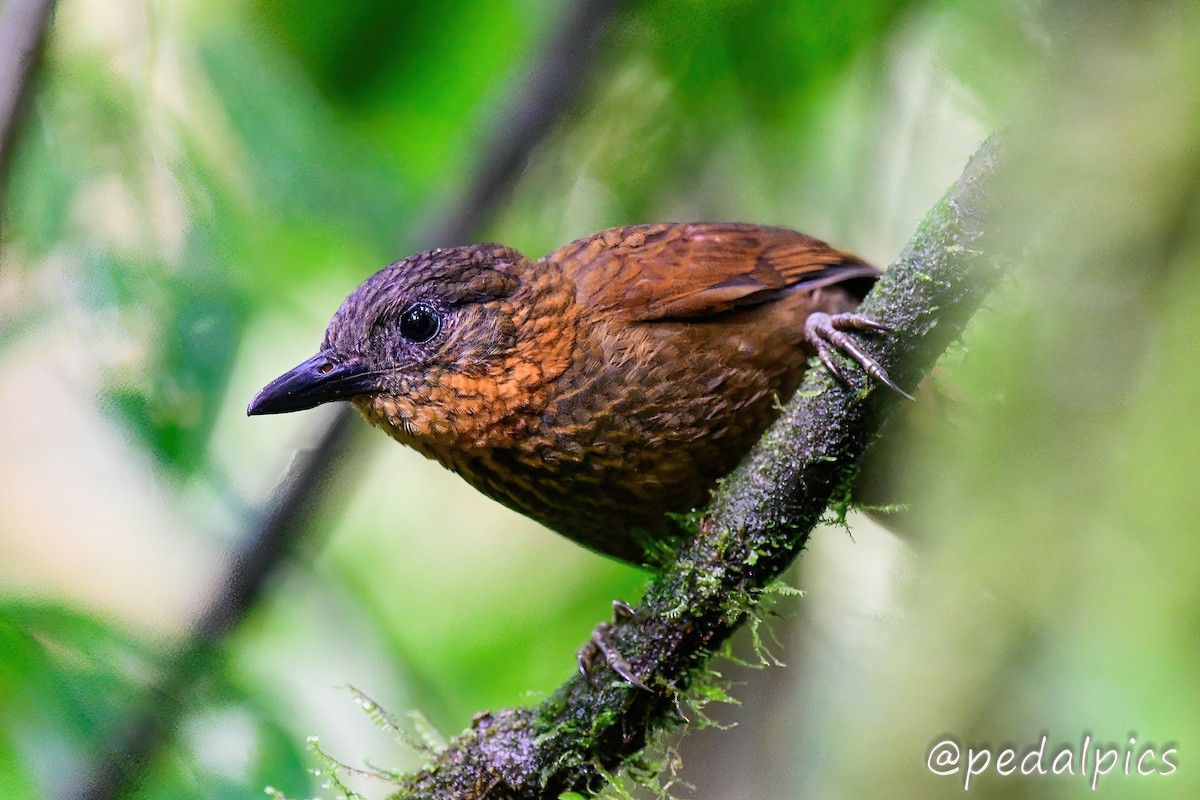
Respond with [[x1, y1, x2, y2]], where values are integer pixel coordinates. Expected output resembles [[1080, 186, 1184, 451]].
[[399, 302, 442, 343]]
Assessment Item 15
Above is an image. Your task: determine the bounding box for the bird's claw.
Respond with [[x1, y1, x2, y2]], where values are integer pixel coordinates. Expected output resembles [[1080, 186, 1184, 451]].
[[577, 600, 651, 692], [804, 311, 914, 400]]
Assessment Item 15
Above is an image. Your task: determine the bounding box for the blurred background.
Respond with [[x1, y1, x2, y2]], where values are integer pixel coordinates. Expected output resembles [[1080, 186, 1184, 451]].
[[2, 0, 1199, 798]]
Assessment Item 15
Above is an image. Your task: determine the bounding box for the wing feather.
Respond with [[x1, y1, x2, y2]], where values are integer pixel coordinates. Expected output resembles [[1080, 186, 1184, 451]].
[[545, 222, 878, 320]]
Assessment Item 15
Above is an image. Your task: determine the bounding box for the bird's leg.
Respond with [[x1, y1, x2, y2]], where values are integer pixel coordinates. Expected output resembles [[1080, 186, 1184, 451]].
[[803, 312, 915, 400], [577, 600, 651, 691]]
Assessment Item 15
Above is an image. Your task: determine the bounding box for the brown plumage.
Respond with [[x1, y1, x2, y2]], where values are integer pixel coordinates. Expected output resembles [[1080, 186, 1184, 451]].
[[248, 223, 903, 565]]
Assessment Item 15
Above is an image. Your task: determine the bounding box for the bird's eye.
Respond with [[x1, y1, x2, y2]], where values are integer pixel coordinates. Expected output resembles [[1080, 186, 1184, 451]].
[[398, 302, 442, 343]]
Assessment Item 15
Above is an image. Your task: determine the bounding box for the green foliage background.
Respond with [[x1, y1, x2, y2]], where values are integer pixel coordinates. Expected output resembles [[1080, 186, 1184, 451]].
[[1, 1, 1198, 798]]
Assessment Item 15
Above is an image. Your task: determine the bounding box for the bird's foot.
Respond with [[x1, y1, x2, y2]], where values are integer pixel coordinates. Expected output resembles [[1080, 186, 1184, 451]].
[[577, 600, 651, 691], [803, 311, 914, 400]]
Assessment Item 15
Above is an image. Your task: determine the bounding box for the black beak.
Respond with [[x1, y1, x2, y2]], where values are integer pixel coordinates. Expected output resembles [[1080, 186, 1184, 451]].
[[247, 350, 379, 416]]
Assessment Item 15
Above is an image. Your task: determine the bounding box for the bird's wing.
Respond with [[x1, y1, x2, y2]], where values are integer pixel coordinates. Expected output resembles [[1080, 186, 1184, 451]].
[[546, 222, 879, 321]]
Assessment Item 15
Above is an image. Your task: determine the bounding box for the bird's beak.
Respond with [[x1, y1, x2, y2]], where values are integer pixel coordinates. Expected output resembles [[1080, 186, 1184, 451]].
[[247, 350, 379, 416]]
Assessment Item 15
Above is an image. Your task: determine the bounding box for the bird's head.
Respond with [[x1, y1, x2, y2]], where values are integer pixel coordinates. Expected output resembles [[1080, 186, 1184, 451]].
[[248, 244, 575, 450]]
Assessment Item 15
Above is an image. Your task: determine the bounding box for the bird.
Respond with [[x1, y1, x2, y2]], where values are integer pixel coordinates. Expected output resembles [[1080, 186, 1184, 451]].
[[247, 222, 907, 566]]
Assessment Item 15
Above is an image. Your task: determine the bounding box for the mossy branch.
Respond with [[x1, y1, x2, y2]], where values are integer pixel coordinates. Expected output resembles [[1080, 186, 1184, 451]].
[[388, 138, 1009, 799]]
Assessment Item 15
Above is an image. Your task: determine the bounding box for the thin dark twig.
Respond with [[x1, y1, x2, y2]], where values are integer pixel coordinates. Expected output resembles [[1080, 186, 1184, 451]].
[[0, 0, 56, 208], [425, 0, 619, 248], [72, 411, 361, 800], [66, 1, 624, 799]]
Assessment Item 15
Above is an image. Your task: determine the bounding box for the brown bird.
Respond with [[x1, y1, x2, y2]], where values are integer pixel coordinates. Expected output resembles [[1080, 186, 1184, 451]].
[[248, 223, 905, 566]]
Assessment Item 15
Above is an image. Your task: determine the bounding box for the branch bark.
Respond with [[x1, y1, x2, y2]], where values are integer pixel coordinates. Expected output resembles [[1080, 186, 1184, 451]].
[[387, 137, 1009, 799]]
